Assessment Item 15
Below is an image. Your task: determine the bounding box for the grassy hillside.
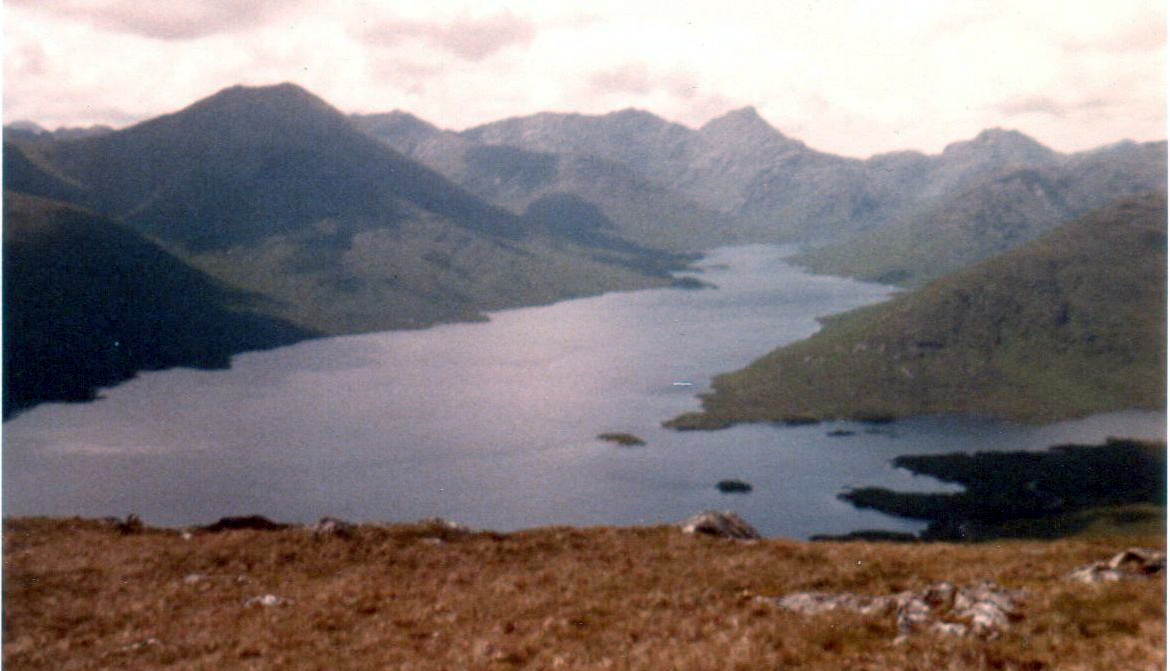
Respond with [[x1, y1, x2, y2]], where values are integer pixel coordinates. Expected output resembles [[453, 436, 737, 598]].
[[2, 193, 313, 418], [4, 517, 1163, 669], [185, 214, 682, 335], [669, 192, 1166, 428]]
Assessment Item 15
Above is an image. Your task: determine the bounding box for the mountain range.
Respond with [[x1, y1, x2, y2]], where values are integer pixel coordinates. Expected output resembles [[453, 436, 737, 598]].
[[2, 84, 693, 414], [4, 82, 1165, 418], [452, 108, 1164, 249], [351, 111, 743, 251]]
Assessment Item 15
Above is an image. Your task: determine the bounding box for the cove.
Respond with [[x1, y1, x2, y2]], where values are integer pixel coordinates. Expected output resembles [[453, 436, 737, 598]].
[[4, 245, 1164, 539]]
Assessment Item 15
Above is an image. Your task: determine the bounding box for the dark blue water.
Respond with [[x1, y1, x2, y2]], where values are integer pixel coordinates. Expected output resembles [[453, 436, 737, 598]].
[[4, 245, 1163, 538]]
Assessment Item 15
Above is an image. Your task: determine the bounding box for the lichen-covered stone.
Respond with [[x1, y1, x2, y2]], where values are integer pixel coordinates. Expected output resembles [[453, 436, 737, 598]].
[[767, 580, 1025, 641]]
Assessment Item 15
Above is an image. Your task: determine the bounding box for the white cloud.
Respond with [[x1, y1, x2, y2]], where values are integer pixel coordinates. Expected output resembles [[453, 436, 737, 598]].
[[3, 0, 1164, 156], [6, 0, 304, 40], [362, 12, 535, 61]]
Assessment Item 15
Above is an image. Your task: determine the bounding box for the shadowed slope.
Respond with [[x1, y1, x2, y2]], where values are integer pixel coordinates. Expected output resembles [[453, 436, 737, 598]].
[[3, 193, 313, 418]]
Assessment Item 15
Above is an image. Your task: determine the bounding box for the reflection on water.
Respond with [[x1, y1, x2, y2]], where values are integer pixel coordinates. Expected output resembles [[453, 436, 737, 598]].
[[4, 245, 1165, 538]]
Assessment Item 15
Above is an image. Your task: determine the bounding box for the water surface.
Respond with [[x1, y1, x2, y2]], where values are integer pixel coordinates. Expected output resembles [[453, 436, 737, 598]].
[[5, 245, 1163, 538]]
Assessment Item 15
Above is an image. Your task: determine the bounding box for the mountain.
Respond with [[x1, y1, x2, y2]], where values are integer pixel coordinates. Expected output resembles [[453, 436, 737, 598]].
[[668, 192, 1167, 429], [463, 108, 695, 187], [12, 83, 525, 250], [353, 111, 739, 251], [3, 193, 312, 418], [461, 106, 815, 231], [5, 84, 686, 336], [795, 140, 1168, 285], [460, 109, 1100, 244]]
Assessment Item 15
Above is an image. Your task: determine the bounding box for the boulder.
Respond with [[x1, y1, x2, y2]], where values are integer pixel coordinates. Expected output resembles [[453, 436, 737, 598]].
[[679, 510, 762, 540], [244, 594, 289, 608], [307, 517, 356, 538], [1066, 547, 1166, 583]]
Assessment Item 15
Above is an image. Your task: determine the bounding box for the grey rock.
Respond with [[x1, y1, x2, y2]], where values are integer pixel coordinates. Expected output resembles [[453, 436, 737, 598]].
[[308, 517, 356, 538], [768, 580, 1024, 641], [679, 511, 762, 540], [244, 594, 288, 608], [1067, 547, 1166, 584]]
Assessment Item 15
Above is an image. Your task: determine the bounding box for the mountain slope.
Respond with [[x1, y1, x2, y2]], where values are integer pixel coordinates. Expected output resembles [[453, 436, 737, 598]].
[[796, 141, 1168, 285], [15, 83, 524, 250], [3, 193, 313, 418], [5, 84, 685, 336], [462, 110, 1098, 244], [353, 111, 737, 251], [669, 192, 1167, 428]]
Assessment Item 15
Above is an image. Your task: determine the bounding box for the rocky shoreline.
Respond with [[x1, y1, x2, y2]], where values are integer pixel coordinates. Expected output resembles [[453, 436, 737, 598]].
[[836, 438, 1165, 542]]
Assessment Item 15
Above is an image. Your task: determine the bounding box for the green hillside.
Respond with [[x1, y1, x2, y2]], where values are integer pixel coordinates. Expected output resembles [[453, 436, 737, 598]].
[[2, 193, 312, 418], [669, 192, 1167, 429]]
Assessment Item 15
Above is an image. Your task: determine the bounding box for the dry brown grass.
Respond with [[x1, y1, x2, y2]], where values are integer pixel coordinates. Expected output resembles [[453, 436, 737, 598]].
[[3, 517, 1164, 670]]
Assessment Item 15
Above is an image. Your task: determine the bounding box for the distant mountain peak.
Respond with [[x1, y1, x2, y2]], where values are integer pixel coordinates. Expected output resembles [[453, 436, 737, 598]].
[[704, 106, 763, 125], [133, 81, 356, 146], [607, 107, 658, 120], [188, 82, 322, 110], [942, 127, 1056, 162], [211, 81, 317, 101], [698, 106, 803, 150]]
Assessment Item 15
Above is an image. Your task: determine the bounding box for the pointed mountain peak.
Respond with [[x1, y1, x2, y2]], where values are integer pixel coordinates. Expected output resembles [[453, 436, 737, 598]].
[[702, 106, 764, 127], [134, 81, 353, 144], [699, 106, 803, 149], [175, 82, 344, 131]]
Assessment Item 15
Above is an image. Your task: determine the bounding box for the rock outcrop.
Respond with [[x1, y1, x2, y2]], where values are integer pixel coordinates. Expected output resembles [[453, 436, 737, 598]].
[[767, 581, 1025, 641], [307, 517, 357, 538], [1066, 547, 1166, 584], [679, 511, 762, 540]]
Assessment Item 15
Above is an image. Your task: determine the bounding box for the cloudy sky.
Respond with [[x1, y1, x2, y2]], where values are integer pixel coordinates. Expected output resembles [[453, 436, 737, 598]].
[[4, 0, 1165, 157]]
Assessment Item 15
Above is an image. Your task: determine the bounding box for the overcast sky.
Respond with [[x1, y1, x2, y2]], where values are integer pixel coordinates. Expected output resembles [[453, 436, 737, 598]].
[[4, 0, 1165, 157]]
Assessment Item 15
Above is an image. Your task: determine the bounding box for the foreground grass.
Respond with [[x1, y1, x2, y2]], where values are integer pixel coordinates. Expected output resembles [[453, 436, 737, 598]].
[[4, 518, 1164, 670]]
